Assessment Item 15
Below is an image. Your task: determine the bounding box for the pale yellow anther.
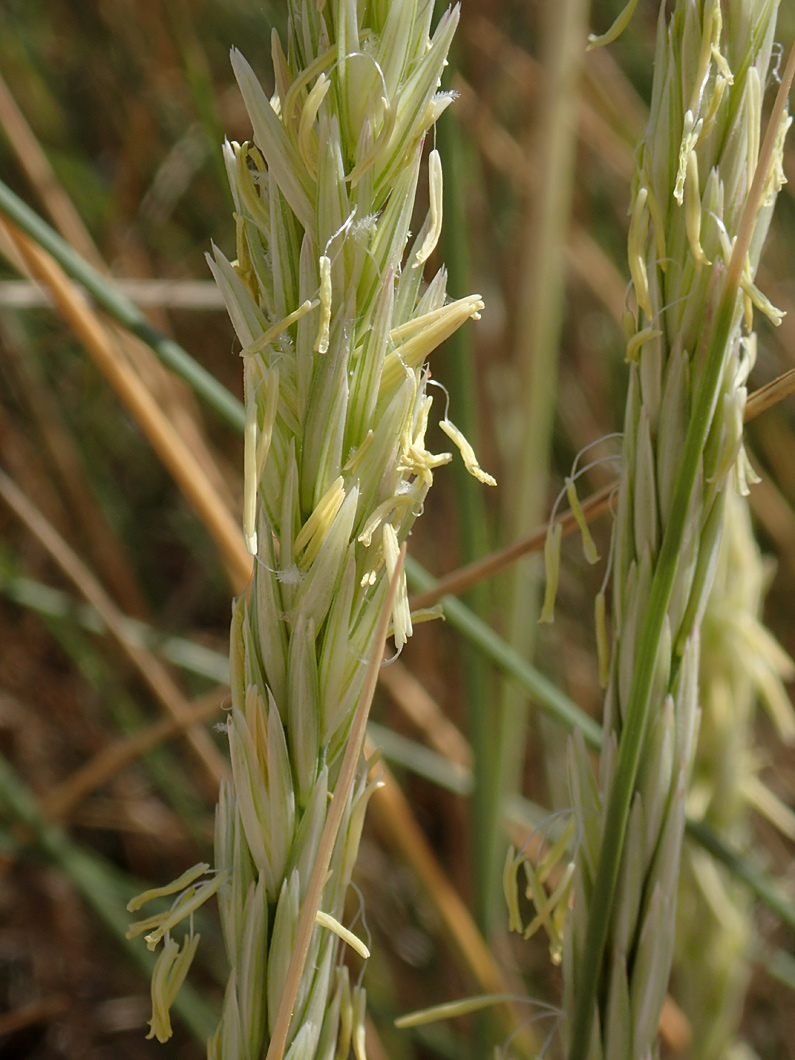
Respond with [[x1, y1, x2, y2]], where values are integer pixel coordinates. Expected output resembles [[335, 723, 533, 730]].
[[396, 390, 445, 488], [256, 368, 280, 478], [294, 475, 346, 566], [685, 151, 711, 268], [127, 872, 227, 950], [763, 107, 792, 205], [739, 267, 785, 329], [643, 181, 667, 272], [625, 327, 662, 364], [700, 75, 729, 140], [281, 42, 336, 129], [243, 365, 279, 556], [315, 254, 332, 354], [587, 0, 641, 50], [380, 296, 485, 394], [438, 418, 496, 485], [746, 67, 762, 185], [407, 604, 444, 626], [537, 818, 576, 883], [315, 910, 370, 959], [343, 429, 375, 475], [244, 397, 259, 555], [523, 861, 575, 954], [146, 934, 201, 1042], [689, 0, 721, 117], [395, 994, 518, 1030], [628, 187, 653, 320], [240, 300, 317, 359], [127, 863, 210, 913], [398, 389, 453, 486], [359, 567, 378, 589], [297, 72, 331, 176], [503, 847, 524, 934], [414, 149, 443, 268], [352, 987, 368, 1060], [538, 522, 563, 625], [358, 495, 414, 547], [674, 110, 703, 205], [566, 476, 600, 564], [347, 97, 396, 188], [383, 522, 412, 649]]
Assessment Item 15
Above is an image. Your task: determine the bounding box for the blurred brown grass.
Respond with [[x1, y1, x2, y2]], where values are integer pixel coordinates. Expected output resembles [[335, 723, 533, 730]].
[[1, 2, 795, 1058]]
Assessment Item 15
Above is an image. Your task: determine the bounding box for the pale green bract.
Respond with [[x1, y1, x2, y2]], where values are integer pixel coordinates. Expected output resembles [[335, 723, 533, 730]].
[[563, 3, 790, 1059], [675, 486, 795, 1060], [127, 2, 491, 1056]]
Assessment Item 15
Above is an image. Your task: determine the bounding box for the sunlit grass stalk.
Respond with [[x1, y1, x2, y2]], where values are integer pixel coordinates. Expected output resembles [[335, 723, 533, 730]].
[[563, 3, 791, 1058], [127, 0, 492, 1054], [497, 0, 590, 933]]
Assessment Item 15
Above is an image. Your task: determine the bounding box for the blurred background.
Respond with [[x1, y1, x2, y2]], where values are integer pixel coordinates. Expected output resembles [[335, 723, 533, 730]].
[[1, 1, 795, 1057]]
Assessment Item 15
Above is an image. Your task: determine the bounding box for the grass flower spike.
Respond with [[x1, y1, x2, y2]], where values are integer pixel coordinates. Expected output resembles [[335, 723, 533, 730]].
[[675, 486, 795, 1059], [129, 1, 490, 1056], [563, 3, 790, 1059]]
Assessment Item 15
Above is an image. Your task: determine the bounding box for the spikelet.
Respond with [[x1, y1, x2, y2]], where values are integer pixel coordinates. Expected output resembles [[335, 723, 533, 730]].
[[674, 488, 795, 1060], [563, 4, 790, 1059], [128, 3, 493, 1056]]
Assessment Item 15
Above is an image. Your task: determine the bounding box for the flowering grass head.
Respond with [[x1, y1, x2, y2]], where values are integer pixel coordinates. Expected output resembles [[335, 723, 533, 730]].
[[562, 4, 791, 1059], [129, 3, 491, 1056]]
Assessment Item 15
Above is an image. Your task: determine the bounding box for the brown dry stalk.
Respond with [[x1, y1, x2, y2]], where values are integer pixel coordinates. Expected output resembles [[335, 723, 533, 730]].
[[0, 68, 238, 517], [410, 482, 615, 609], [0, 68, 104, 269], [0, 217, 252, 593], [377, 660, 473, 769], [411, 367, 795, 611], [41, 688, 226, 821], [0, 315, 149, 615], [365, 743, 536, 1057], [0, 467, 227, 789]]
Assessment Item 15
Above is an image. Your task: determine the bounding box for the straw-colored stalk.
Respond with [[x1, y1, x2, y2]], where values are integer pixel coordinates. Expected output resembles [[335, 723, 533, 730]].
[[560, 2, 791, 1058], [127, 1, 493, 1055]]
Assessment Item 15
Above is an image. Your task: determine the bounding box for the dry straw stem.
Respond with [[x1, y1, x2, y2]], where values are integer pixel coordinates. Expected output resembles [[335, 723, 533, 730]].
[[40, 688, 227, 823], [363, 742, 538, 1058], [0, 218, 253, 594], [0, 67, 242, 539], [0, 66, 104, 269], [0, 467, 228, 790], [128, 2, 492, 1056], [564, 6, 794, 1060], [0, 309, 148, 616]]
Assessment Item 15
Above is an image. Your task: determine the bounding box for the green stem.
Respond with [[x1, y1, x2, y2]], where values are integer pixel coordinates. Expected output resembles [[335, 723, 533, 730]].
[[406, 556, 603, 749], [437, 101, 499, 933]]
